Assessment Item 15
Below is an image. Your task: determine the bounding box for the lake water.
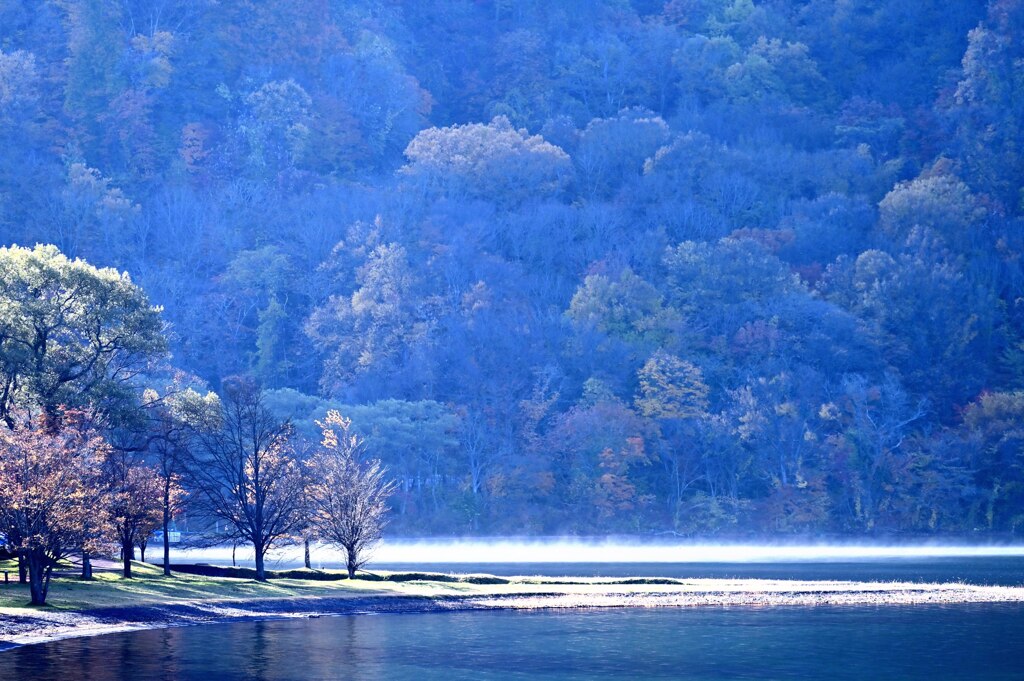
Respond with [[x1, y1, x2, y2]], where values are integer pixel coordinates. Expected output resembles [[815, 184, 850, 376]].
[[3, 554, 1023, 679], [2, 604, 1023, 680]]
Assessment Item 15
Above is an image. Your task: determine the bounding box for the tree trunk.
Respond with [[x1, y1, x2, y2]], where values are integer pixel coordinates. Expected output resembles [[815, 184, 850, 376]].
[[139, 541, 147, 563], [345, 546, 357, 579], [122, 539, 134, 578], [162, 504, 172, 577], [231, 541, 237, 567], [42, 403, 63, 435], [18, 554, 27, 584], [27, 552, 50, 606], [82, 551, 93, 580], [304, 538, 311, 569], [254, 544, 266, 581], [43, 564, 52, 602]]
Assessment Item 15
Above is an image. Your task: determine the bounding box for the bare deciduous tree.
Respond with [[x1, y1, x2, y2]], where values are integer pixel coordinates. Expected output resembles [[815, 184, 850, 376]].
[[147, 386, 213, 576], [185, 377, 304, 581], [306, 411, 395, 578]]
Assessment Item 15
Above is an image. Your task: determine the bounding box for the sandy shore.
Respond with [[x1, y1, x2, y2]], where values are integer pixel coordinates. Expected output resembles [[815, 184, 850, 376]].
[[2, 578, 1023, 650]]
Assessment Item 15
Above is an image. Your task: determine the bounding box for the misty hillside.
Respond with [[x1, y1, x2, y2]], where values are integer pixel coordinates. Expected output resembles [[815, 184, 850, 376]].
[[1, 0, 1023, 536]]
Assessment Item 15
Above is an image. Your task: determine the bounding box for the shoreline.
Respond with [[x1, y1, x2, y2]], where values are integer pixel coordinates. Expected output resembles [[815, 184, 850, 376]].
[[3, 578, 1024, 650]]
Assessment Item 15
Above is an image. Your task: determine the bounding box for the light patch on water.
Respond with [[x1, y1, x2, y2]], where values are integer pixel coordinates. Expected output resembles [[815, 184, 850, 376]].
[[169, 539, 1024, 569]]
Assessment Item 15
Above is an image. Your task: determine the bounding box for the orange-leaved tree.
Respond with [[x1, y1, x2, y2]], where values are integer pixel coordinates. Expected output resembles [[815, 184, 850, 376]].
[[0, 412, 110, 605], [104, 456, 166, 579]]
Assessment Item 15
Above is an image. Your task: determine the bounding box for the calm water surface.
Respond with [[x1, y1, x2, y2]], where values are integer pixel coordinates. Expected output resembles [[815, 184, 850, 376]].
[[2, 605, 1023, 680], [3, 559, 1023, 680]]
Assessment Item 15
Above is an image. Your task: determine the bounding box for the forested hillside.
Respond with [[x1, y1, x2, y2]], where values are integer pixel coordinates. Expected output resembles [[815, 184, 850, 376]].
[[2, 0, 1023, 536]]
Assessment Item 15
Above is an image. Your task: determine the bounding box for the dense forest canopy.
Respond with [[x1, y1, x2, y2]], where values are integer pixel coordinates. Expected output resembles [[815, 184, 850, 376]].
[[1, 0, 1023, 536]]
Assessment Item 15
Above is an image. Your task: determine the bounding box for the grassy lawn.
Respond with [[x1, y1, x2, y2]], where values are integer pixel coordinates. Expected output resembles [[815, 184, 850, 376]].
[[0, 560, 413, 612], [2, 560, 1016, 621], [0, 559, 690, 613], [9, 559, 942, 615], [0, 557, 600, 613]]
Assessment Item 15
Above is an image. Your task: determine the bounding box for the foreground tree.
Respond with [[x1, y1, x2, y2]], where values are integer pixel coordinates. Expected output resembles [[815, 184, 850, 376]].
[[0, 244, 167, 431], [306, 411, 395, 578], [149, 388, 209, 576], [186, 377, 304, 581], [0, 412, 109, 605], [105, 457, 164, 578]]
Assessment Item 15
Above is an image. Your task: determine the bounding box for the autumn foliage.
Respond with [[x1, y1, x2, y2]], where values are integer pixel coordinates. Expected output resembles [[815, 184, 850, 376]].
[[0, 412, 110, 605]]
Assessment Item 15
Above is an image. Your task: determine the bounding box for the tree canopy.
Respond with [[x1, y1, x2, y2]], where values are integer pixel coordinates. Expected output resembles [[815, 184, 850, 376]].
[[0, 244, 166, 429]]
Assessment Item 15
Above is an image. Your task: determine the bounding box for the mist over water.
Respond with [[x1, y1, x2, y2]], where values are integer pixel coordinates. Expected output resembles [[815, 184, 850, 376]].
[[171, 538, 1024, 568], [168, 538, 1024, 585], [368, 539, 1024, 563]]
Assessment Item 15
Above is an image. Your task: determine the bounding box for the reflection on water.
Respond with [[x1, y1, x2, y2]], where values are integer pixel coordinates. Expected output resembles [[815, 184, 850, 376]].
[[3, 605, 1023, 680]]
